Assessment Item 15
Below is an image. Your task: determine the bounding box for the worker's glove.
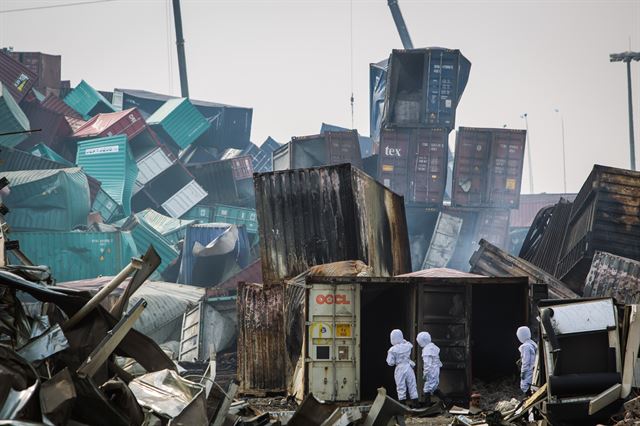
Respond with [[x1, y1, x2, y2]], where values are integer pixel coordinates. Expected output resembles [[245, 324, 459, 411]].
[[520, 372, 526, 381]]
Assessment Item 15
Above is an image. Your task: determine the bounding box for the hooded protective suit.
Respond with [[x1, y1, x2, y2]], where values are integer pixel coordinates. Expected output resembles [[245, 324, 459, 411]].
[[516, 326, 537, 394], [386, 329, 418, 400], [417, 331, 442, 394]]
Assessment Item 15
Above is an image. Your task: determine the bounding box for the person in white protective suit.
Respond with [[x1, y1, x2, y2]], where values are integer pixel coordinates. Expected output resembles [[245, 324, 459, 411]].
[[416, 331, 443, 404], [516, 326, 538, 395], [386, 329, 418, 403]]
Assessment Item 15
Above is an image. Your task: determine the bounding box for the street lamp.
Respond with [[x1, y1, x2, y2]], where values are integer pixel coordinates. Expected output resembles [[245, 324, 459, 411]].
[[554, 108, 567, 193], [520, 113, 534, 193], [610, 50, 640, 170]]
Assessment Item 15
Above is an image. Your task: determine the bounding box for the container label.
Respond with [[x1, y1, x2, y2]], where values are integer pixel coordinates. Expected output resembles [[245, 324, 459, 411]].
[[506, 178, 516, 190], [86, 146, 119, 155], [14, 73, 29, 92], [336, 324, 352, 337], [315, 294, 351, 305]]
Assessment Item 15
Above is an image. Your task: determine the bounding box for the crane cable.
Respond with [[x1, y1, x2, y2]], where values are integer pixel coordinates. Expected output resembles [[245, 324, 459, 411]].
[[350, 0, 355, 129]]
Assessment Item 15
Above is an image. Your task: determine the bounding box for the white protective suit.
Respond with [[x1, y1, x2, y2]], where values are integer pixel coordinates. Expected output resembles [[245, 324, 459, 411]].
[[386, 329, 418, 401], [516, 326, 537, 394], [417, 331, 443, 394]]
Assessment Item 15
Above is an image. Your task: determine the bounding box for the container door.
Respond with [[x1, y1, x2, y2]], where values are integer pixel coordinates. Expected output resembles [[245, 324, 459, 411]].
[[326, 132, 363, 168], [307, 284, 360, 401], [487, 130, 526, 209], [179, 301, 203, 361], [416, 282, 470, 399], [378, 129, 411, 196], [410, 128, 448, 205], [452, 129, 491, 208], [422, 212, 463, 269], [474, 209, 510, 249]]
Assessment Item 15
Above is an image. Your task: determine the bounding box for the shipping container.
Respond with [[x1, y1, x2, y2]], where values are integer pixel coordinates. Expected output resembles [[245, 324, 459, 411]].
[[114, 88, 253, 151], [255, 163, 411, 283], [238, 282, 287, 395], [0, 50, 38, 103], [320, 123, 375, 158], [242, 137, 281, 173], [29, 143, 74, 166], [91, 186, 125, 224], [557, 165, 640, 292], [271, 143, 289, 172], [0, 146, 67, 172], [8, 230, 137, 282], [136, 208, 195, 246], [287, 131, 362, 170], [41, 93, 83, 119], [378, 127, 449, 206], [422, 212, 463, 269], [187, 157, 255, 206], [120, 215, 179, 274], [132, 163, 207, 218], [146, 98, 210, 150], [17, 100, 72, 151], [0, 83, 30, 148], [181, 204, 215, 222], [63, 80, 115, 119], [381, 48, 471, 130], [583, 251, 640, 304], [76, 135, 138, 216], [452, 127, 526, 209], [72, 108, 146, 140], [3, 168, 90, 231], [135, 147, 174, 186], [369, 59, 388, 143], [7, 51, 61, 97], [475, 208, 510, 249], [212, 204, 258, 234]]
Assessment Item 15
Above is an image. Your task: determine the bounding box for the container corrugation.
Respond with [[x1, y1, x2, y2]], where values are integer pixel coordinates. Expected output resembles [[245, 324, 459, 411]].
[[583, 251, 640, 304], [76, 134, 138, 215], [289, 131, 363, 169], [147, 98, 210, 149], [120, 216, 179, 273], [255, 163, 411, 284], [136, 147, 173, 185], [136, 208, 196, 245], [41, 93, 82, 119], [18, 100, 71, 151], [475, 209, 510, 250], [63, 80, 115, 119], [238, 282, 286, 394], [177, 223, 231, 285], [212, 204, 258, 234], [8, 51, 61, 96], [0, 146, 67, 171], [230, 156, 254, 180], [242, 137, 280, 173], [187, 158, 254, 206], [452, 127, 526, 209], [320, 123, 376, 158], [29, 143, 74, 166], [0, 83, 30, 148], [9, 230, 137, 282], [181, 204, 214, 222], [3, 168, 90, 231], [73, 108, 146, 140], [92, 186, 125, 223], [378, 127, 448, 206], [0, 50, 38, 103], [160, 179, 208, 219]]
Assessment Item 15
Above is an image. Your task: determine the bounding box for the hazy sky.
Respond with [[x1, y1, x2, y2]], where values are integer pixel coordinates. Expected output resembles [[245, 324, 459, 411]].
[[1, 0, 639, 194]]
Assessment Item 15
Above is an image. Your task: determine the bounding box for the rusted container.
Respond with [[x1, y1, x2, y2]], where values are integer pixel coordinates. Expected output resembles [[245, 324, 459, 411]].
[[291, 131, 363, 169], [255, 163, 411, 284], [0, 50, 37, 103], [237, 282, 286, 395], [381, 48, 471, 130], [40, 93, 82, 119], [475, 209, 510, 249], [72, 108, 146, 140], [452, 127, 526, 209], [17, 100, 72, 151], [557, 165, 640, 293], [583, 251, 640, 304], [8, 51, 61, 97], [187, 156, 255, 206], [378, 127, 448, 206]]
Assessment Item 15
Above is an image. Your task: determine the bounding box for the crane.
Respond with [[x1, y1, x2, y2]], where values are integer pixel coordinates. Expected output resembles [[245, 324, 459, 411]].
[[387, 0, 414, 49]]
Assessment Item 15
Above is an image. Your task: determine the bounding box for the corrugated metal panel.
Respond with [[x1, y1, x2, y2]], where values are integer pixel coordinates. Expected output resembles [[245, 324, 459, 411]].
[[398, 268, 482, 278], [18, 100, 72, 151], [76, 134, 138, 215], [421, 213, 463, 269], [91, 186, 125, 223], [382, 48, 471, 130], [212, 204, 258, 234], [255, 163, 411, 284], [230, 156, 253, 180], [209, 259, 262, 293], [557, 165, 640, 292], [9, 230, 137, 282], [160, 179, 208, 218], [0, 146, 67, 171], [378, 127, 448, 206], [238, 282, 286, 394], [320, 123, 375, 158], [583, 251, 640, 304], [177, 223, 231, 285], [136, 208, 195, 245], [0, 83, 30, 148], [187, 158, 254, 206], [242, 137, 281, 173], [120, 215, 179, 274], [0, 50, 38, 103], [73, 108, 146, 140], [452, 127, 526, 209], [3, 168, 90, 231], [475, 209, 510, 249], [136, 147, 173, 185], [41, 93, 82, 119], [29, 143, 74, 166], [289, 131, 362, 169], [63, 80, 115, 119], [510, 193, 577, 228], [147, 98, 210, 149], [8, 52, 61, 96], [181, 204, 214, 222]]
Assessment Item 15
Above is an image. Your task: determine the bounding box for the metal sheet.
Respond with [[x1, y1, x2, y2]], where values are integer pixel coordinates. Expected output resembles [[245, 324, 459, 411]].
[[290, 131, 362, 169], [7, 51, 61, 96], [73, 108, 146, 140], [160, 179, 208, 219], [63, 80, 115, 119], [147, 98, 210, 150], [0, 50, 37, 103], [0, 83, 30, 148], [584, 251, 640, 304], [187, 157, 254, 206], [422, 213, 463, 269]]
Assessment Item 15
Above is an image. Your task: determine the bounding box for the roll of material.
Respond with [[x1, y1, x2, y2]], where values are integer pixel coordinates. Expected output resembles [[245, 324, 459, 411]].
[[549, 373, 621, 397]]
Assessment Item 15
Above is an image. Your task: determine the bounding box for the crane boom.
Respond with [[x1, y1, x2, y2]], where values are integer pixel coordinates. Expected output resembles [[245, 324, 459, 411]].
[[387, 0, 413, 49]]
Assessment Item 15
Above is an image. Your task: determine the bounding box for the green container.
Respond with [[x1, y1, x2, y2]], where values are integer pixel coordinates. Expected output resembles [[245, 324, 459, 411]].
[[146, 98, 210, 149], [3, 168, 90, 231], [136, 208, 195, 245], [9, 230, 137, 282], [120, 215, 179, 273], [181, 204, 214, 222], [30, 143, 74, 166], [0, 82, 30, 148], [92, 187, 125, 223], [63, 80, 115, 119], [76, 135, 138, 216], [212, 204, 258, 234]]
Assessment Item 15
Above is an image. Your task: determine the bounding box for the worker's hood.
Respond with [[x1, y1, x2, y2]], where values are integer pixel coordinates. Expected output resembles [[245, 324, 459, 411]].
[[417, 331, 431, 348], [390, 329, 404, 346], [517, 326, 531, 344], [389, 340, 413, 356]]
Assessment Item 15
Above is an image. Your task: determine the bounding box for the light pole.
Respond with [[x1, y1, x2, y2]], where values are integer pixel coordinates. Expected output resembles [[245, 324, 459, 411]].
[[520, 113, 534, 193], [554, 108, 567, 193], [610, 51, 640, 170]]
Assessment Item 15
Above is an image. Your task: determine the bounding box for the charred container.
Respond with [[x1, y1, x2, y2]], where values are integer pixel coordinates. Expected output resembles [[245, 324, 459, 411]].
[[186, 156, 255, 207], [272, 130, 362, 171], [557, 165, 640, 293], [452, 127, 526, 209], [254, 163, 411, 284], [381, 48, 471, 130], [378, 127, 449, 207]]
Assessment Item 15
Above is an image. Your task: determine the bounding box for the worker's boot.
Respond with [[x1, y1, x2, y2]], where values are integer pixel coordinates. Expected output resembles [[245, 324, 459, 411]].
[[410, 399, 419, 408], [423, 393, 432, 406]]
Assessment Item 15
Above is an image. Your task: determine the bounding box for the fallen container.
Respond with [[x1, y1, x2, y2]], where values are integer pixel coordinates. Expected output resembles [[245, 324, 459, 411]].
[[0, 50, 38, 103], [7, 51, 61, 97], [274, 131, 363, 171], [63, 80, 115, 119], [186, 156, 254, 207], [146, 98, 210, 151], [0, 83, 30, 148]]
